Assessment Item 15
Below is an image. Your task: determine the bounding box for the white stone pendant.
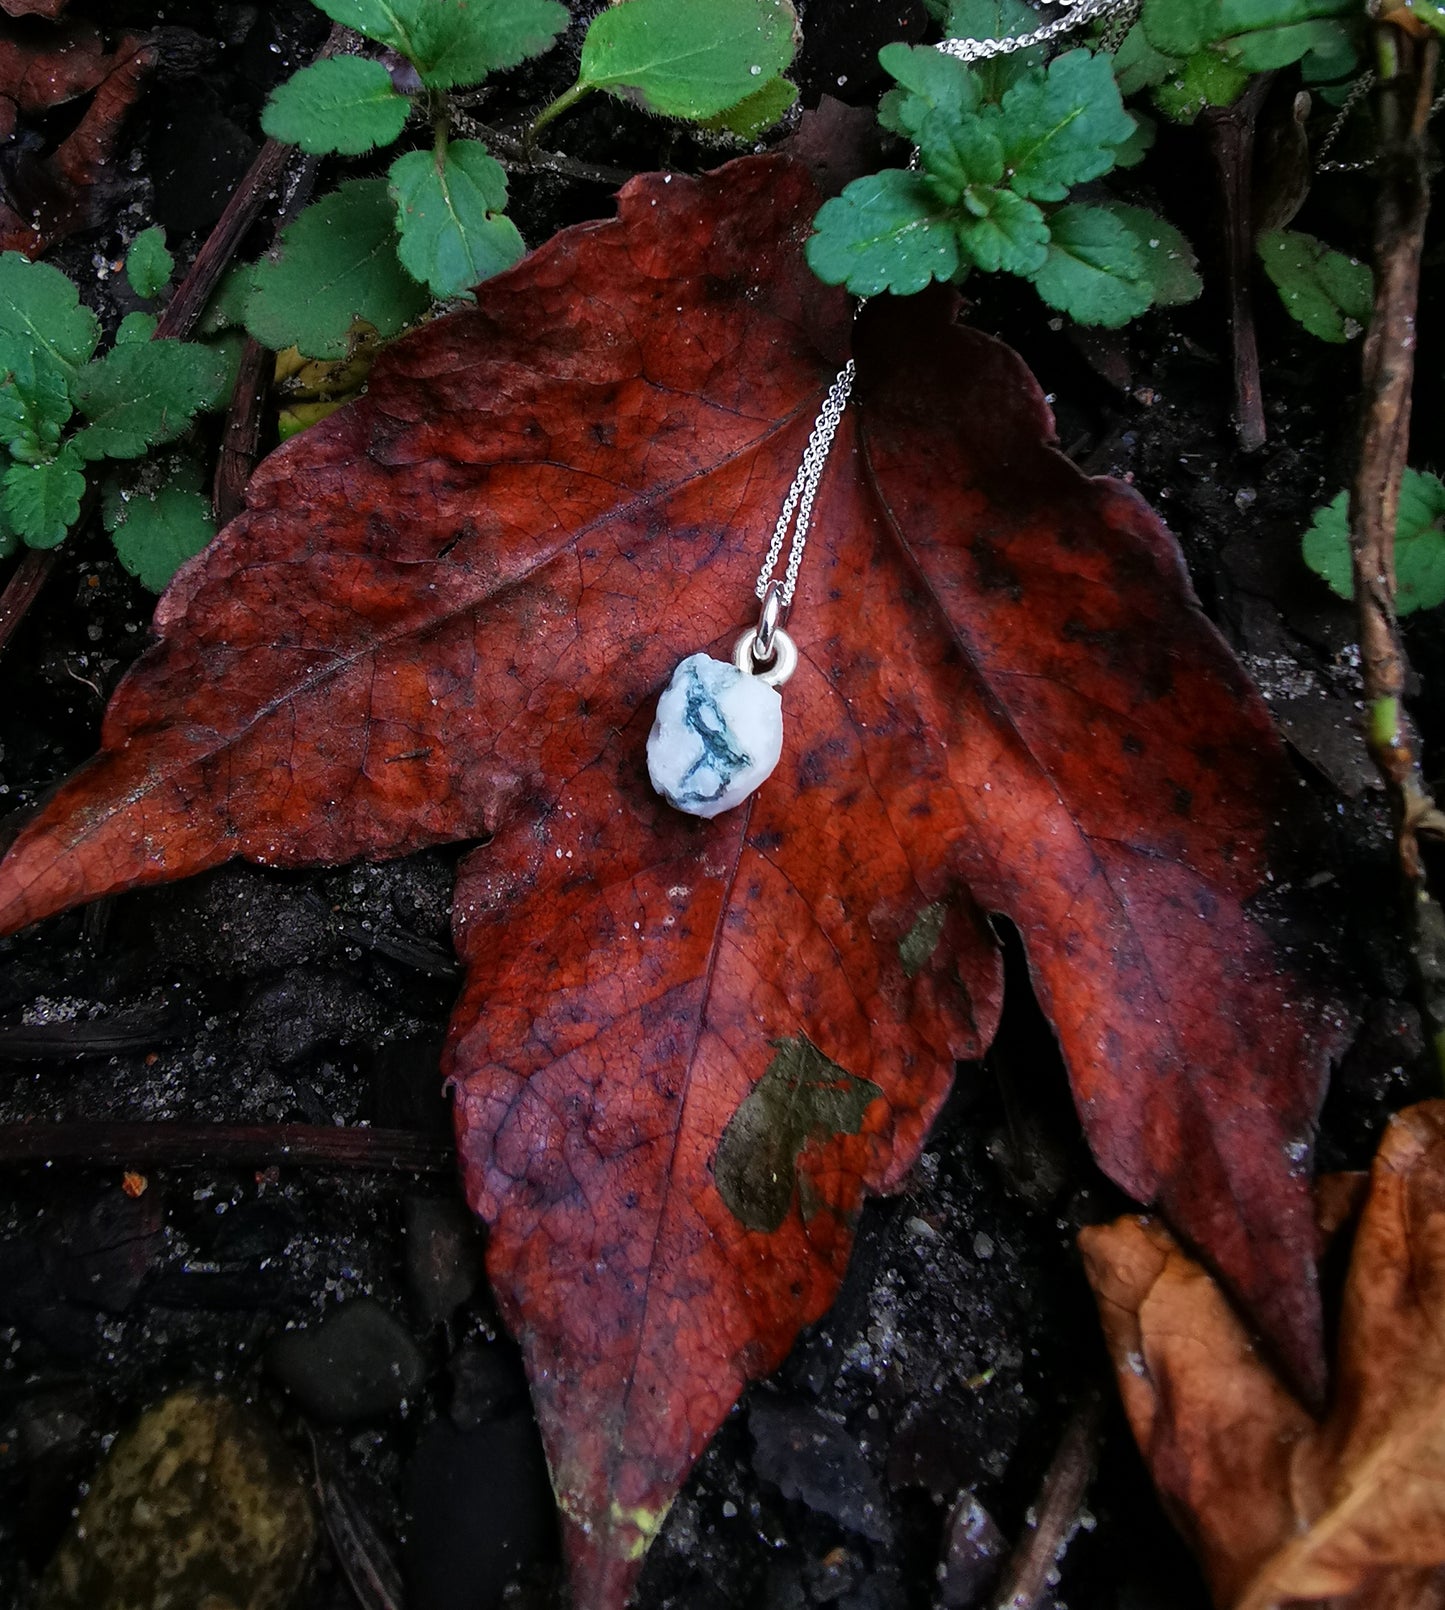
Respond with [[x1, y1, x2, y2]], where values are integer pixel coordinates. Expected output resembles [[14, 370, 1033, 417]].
[[647, 652, 784, 819]]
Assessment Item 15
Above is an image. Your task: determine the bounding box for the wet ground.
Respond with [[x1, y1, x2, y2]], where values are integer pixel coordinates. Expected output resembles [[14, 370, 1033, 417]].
[[1, 4, 1441, 1607]]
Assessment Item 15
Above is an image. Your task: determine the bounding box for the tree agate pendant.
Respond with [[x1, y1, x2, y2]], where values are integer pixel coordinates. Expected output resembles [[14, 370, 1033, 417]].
[[646, 653, 784, 819]]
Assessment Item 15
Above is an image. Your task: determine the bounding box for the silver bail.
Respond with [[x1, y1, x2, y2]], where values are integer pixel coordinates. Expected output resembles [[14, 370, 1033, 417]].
[[754, 580, 783, 665]]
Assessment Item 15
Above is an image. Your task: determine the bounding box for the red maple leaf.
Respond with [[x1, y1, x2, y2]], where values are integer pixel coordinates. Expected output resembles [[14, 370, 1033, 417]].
[[0, 156, 1343, 1608]]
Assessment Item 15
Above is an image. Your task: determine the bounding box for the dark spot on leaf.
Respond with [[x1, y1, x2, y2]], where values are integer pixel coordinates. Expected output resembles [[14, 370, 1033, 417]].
[[714, 1037, 881, 1233], [1171, 784, 1193, 817], [1122, 733, 1145, 756]]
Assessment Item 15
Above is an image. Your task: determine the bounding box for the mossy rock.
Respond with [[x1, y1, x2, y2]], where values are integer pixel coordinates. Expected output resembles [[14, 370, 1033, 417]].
[[38, 1386, 316, 1610]]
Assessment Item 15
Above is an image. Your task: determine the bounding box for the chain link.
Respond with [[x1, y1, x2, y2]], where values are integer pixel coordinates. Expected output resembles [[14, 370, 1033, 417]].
[[755, 360, 854, 607], [936, 0, 1137, 62]]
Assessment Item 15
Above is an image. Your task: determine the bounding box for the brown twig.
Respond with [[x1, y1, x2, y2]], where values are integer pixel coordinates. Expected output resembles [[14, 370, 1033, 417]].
[[1201, 74, 1274, 454], [1351, 24, 1445, 1075], [988, 1398, 1102, 1610], [0, 1121, 452, 1173], [0, 548, 59, 664]]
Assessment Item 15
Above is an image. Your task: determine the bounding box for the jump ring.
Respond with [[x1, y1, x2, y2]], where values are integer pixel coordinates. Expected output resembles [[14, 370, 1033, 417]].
[[733, 625, 797, 689]]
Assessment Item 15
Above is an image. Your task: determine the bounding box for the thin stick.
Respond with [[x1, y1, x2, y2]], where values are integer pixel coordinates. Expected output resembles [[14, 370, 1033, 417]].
[[1350, 24, 1445, 1074], [0, 548, 58, 664], [989, 1399, 1102, 1610], [0, 1121, 453, 1173], [1201, 74, 1273, 453]]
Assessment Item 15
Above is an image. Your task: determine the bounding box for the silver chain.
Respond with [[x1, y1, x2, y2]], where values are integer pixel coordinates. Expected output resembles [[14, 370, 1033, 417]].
[[752, 0, 1134, 622], [937, 0, 1136, 62], [754, 359, 855, 608]]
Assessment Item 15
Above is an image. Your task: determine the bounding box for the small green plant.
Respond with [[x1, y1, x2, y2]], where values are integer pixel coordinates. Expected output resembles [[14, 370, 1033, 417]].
[[1303, 470, 1445, 615], [806, 0, 1199, 325], [247, 0, 800, 360], [0, 242, 230, 589], [1112, 0, 1359, 125]]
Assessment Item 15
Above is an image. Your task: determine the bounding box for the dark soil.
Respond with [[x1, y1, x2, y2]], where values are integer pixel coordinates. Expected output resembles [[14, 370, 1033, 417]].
[[0, 5, 1440, 1610]]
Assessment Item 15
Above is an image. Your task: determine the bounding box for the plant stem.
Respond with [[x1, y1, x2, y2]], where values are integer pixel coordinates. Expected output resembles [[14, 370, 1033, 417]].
[[1201, 74, 1273, 453], [528, 80, 592, 145], [988, 1398, 1101, 1610], [0, 549, 58, 666], [1350, 22, 1445, 1077]]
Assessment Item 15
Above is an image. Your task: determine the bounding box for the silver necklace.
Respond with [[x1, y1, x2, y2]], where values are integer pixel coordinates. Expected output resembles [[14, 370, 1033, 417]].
[[645, 0, 1137, 820]]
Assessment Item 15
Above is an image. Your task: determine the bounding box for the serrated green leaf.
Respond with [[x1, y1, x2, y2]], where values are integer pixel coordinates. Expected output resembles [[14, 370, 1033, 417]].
[[956, 186, 1049, 274], [1302, 472, 1445, 615], [72, 341, 229, 461], [916, 103, 1004, 202], [1141, 0, 1214, 56], [1028, 202, 1153, 327], [997, 50, 1135, 201], [245, 179, 430, 362], [104, 471, 217, 592], [700, 74, 797, 137], [125, 226, 174, 300], [0, 252, 100, 382], [199, 262, 257, 336], [945, 0, 1046, 98], [116, 311, 160, 345], [0, 504, 16, 561], [1113, 110, 1156, 168], [878, 42, 982, 131], [0, 337, 73, 450], [2, 443, 85, 548], [806, 169, 959, 296], [409, 0, 569, 88], [389, 141, 525, 300], [578, 0, 798, 120], [1226, 18, 1356, 79], [1257, 227, 1371, 342], [1107, 204, 1202, 305], [1152, 47, 1250, 120], [1112, 22, 1179, 94], [262, 57, 412, 156]]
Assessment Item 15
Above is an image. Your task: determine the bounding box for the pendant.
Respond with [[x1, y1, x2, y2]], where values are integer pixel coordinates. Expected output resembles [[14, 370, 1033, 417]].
[[647, 594, 798, 820]]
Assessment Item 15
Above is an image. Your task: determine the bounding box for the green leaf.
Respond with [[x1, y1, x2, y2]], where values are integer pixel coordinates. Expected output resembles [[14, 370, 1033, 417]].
[[103, 462, 217, 592], [1152, 48, 1250, 120], [1257, 227, 1371, 342], [116, 311, 159, 345], [125, 226, 174, 300], [389, 141, 525, 300], [578, 0, 798, 120], [261, 57, 412, 155], [72, 341, 229, 461], [915, 103, 1004, 202], [1107, 204, 1202, 305], [199, 262, 257, 336], [1028, 202, 1153, 327], [806, 169, 959, 296], [244, 179, 430, 361], [0, 337, 73, 452], [956, 186, 1049, 274], [0, 252, 100, 382], [1111, 22, 1178, 94], [1112, 110, 1156, 168], [2, 443, 85, 548], [997, 50, 1136, 201], [699, 74, 797, 137], [1302, 472, 1445, 615], [878, 42, 981, 132], [0, 504, 16, 561], [1226, 18, 1355, 79], [945, 0, 1046, 98], [409, 0, 569, 88]]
